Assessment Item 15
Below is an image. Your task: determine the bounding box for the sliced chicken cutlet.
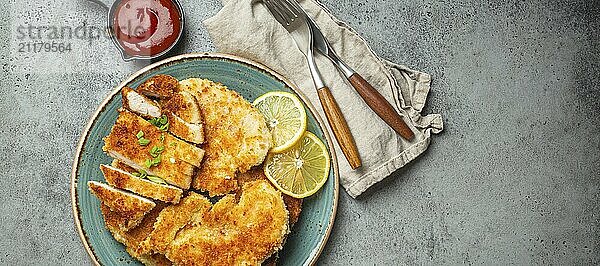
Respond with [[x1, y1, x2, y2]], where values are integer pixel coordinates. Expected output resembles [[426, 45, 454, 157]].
[[237, 167, 302, 226], [162, 90, 203, 124], [88, 181, 156, 231], [166, 114, 204, 145], [158, 90, 205, 144], [103, 109, 204, 189], [166, 180, 289, 266], [122, 87, 162, 119], [111, 159, 137, 173], [138, 192, 212, 255], [137, 74, 180, 100], [100, 164, 183, 204], [101, 203, 171, 266], [179, 78, 272, 196]]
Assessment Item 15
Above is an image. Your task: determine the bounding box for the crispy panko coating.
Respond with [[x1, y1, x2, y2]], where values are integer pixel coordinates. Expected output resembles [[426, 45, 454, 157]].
[[101, 203, 172, 266], [101, 164, 183, 203], [138, 192, 212, 255], [88, 181, 156, 231], [103, 109, 204, 189], [137, 74, 180, 100], [162, 91, 205, 144], [179, 78, 272, 196], [237, 167, 303, 226], [166, 180, 289, 266]]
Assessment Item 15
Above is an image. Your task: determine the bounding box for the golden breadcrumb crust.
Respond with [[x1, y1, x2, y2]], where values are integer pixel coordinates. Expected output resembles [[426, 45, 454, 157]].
[[101, 203, 172, 266], [101, 165, 183, 203], [162, 91, 203, 124], [138, 192, 212, 255], [179, 78, 272, 196], [103, 110, 204, 189], [237, 167, 302, 226], [137, 75, 180, 99], [88, 181, 156, 231], [166, 180, 289, 266]]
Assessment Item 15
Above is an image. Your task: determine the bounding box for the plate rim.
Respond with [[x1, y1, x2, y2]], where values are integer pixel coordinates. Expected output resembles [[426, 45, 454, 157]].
[[69, 52, 339, 266]]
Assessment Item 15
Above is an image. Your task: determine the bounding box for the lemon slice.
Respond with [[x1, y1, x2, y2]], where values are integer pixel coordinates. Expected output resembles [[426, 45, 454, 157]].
[[253, 91, 307, 153], [264, 132, 331, 198]]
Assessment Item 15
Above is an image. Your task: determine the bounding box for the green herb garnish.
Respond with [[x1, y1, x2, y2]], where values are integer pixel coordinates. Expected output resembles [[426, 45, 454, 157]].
[[149, 145, 165, 158], [136, 130, 144, 139], [159, 123, 169, 131], [138, 137, 151, 146], [145, 155, 162, 168], [147, 175, 168, 185], [144, 159, 153, 168], [149, 115, 169, 131], [152, 155, 161, 165]]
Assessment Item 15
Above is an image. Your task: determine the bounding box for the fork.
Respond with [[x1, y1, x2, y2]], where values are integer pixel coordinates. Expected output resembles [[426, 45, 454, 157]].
[[264, 0, 362, 169]]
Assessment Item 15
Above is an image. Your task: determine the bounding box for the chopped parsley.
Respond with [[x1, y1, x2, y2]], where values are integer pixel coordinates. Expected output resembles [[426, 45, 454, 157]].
[[136, 130, 144, 139]]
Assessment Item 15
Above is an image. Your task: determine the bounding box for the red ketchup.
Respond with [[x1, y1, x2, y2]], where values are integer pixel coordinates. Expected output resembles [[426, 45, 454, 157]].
[[113, 0, 181, 58]]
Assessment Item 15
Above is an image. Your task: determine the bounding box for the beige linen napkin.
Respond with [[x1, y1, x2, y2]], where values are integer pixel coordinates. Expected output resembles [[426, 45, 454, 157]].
[[204, 0, 443, 198]]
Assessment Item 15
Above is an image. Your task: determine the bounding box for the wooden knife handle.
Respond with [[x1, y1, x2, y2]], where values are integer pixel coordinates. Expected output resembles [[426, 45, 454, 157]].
[[317, 87, 362, 169], [348, 73, 415, 140]]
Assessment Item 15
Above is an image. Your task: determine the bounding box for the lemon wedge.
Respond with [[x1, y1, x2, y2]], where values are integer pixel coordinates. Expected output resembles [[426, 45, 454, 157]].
[[264, 131, 330, 198], [253, 91, 308, 153]]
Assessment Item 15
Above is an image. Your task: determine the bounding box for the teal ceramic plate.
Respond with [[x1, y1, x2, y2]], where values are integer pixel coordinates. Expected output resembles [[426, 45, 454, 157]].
[[70, 53, 339, 266]]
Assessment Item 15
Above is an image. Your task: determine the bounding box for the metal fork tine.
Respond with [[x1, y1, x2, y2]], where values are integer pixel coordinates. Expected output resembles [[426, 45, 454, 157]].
[[281, 0, 303, 17], [277, 0, 299, 20], [271, 0, 295, 25], [264, 0, 288, 26]]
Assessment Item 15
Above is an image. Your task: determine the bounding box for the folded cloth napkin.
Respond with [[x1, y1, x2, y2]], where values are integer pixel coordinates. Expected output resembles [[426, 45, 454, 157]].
[[204, 0, 443, 198]]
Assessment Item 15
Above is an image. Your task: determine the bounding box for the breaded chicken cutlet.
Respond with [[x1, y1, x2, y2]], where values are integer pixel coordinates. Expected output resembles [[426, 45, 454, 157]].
[[237, 167, 302, 226], [101, 164, 183, 204], [91, 74, 305, 266], [103, 109, 204, 189], [137, 75, 180, 100], [138, 192, 212, 255], [88, 181, 156, 231], [179, 78, 272, 196], [166, 180, 289, 265], [122, 87, 162, 119], [101, 203, 171, 266]]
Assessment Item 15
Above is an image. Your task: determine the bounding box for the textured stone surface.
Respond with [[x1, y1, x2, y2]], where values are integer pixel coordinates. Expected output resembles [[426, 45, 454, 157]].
[[0, 0, 598, 265]]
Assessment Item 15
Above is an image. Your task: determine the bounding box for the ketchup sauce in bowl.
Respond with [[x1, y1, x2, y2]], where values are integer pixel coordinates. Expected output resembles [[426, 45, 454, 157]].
[[94, 0, 184, 60]]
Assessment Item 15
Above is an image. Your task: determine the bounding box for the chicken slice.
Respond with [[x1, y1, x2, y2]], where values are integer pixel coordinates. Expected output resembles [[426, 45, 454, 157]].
[[137, 74, 179, 100], [166, 180, 289, 266], [102, 109, 204, 189], [88, 181, 156, 231], [100, 203, 172, 266], [100, 164, 183, 204], [137, 192, 212, 255], [121, 87, 162, 119]]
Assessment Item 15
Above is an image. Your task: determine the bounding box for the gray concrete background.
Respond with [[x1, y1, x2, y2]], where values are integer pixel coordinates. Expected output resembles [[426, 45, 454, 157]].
[[0, 0, 598, 265]]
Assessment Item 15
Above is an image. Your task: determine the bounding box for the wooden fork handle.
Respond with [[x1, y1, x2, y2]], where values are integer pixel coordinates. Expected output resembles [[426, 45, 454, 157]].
[[348, 73, 415, 141], [317, 87, 362, 169]]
